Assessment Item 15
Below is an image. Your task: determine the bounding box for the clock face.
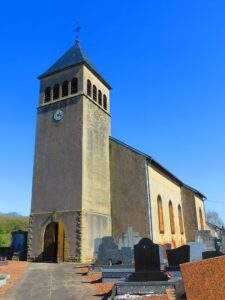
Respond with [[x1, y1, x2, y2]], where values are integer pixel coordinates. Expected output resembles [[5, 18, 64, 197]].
[[53, 109, 64, 122]]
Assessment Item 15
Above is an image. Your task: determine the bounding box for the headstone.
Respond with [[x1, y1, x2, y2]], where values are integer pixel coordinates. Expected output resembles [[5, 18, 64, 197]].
[[202, 250, 224, 260], [121, 247, 133, 265], [116, 239, 185, 296], [95, 237, 122, 266], [166, 245, 190, 270], [118, 226, 141, 249], [188, 242, 207, 261], [11, 230, 28, 260], [128, 238, 168, 281], [181, 256, 225, 300], [134, 238, 160, 272], [220, 235, 225, 253], [195, 230, 215, 250]]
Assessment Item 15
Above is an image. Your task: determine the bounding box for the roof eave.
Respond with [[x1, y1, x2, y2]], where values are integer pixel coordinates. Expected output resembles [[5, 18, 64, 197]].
[[38, 61, 112, 90], [109, 136, 206, 199]]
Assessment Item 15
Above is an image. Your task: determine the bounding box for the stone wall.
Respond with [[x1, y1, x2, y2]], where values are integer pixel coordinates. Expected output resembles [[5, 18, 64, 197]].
[[181, 186, 198, 242], [31, 96, 83, 213], [81, 95, 112, 262], [110, 139, 150, 240], [27, 211, 81, 262]]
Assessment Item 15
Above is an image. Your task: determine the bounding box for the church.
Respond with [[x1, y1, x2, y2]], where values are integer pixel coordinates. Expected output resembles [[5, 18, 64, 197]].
[[28, 39, 206, 263]]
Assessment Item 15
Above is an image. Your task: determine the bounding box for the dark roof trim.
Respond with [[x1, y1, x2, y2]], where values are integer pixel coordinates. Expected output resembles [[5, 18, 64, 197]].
[[110, 136, 206, 199]]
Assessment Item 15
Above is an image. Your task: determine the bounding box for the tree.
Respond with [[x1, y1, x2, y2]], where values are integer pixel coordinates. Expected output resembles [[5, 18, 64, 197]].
[[206, 211, 225, 228]]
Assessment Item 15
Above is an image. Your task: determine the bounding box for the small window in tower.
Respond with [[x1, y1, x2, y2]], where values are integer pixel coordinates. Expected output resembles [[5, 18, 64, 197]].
[[98, 90, 102, 106], [87, 79, 92, 97], [71, 77, 78, 94], [62, 81, 69, 97], [53, 84, 60, 100], [103, 95, 107, 110], [93, 85, 97, 101], [44, 87, 51, 103]]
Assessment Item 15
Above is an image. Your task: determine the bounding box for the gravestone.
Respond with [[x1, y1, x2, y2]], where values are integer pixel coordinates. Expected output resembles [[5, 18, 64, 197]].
[[128, 238, 168, 281], [166, 245, 190, 270], [181, 255, 225, 300], [118, 227, 141, 249], [121, 247, 133, 265], [116, 239, 184, 296], [220, 235, 225, 253], [195, 230, 215, 250], [11, 230, 28, 261], [134, 238, 160, 272], [202, 250, 224, 260], [95, 237, 122, 266], [188, 242, 207, 261]]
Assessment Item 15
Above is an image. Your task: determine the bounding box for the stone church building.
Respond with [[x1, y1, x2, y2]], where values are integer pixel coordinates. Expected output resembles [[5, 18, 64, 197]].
[[28, 40, 206, 263]]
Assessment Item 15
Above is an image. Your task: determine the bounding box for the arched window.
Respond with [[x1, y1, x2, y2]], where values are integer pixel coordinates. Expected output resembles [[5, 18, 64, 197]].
[[169, 201, 175, 234], [178, 204, 184, 235], [199, 208, 204, 230], [157, 195, 164, 234], [53, 84, 60, 100], [98, 90, 102, 106], [87, 79, 92, 97], [103, 95, 107, 110], [62, 81, 69, 97], [44, 87, 51, 103], [71, 78, 78, 94], [93, 85, 97, 101]]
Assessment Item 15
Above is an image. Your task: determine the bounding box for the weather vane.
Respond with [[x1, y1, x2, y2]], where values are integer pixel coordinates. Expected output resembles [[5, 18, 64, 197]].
[[75, 22, 81, 43]]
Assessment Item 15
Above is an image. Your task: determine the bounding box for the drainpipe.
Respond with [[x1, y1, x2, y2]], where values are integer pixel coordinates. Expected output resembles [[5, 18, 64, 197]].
[[145, 159, 153, 240]]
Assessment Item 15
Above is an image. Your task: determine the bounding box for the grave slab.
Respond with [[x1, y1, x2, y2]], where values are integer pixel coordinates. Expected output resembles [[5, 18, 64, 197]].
[[101, 267, 134, 282], [202, 250, 224, 259], [116, 278, 182, 295], [180, 255, 225, 300]]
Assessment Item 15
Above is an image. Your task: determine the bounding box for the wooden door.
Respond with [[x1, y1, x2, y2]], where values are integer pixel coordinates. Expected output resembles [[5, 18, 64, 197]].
[[57, 222, 64, 262]]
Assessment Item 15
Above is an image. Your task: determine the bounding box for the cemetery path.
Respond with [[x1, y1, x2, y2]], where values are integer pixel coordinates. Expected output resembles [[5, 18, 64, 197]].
[[2, 263, 98, 300]]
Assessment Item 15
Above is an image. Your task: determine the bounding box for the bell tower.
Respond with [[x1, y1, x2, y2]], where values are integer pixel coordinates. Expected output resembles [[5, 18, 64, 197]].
[[28, 40, 112, 262]]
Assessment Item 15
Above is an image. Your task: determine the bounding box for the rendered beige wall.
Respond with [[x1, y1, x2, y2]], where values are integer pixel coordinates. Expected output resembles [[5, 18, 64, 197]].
[[148, 164, 186, 247], [195, 196, 206, 230], [83, 65, 110, 112], [81, 89, 111, 261]]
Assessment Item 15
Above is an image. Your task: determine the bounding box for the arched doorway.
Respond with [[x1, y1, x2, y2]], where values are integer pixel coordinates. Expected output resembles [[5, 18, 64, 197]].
[[43, 222, 65, 262]]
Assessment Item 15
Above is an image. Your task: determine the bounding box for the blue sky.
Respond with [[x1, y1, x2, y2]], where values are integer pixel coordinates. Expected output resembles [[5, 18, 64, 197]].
[[0, 1, 225, 218]]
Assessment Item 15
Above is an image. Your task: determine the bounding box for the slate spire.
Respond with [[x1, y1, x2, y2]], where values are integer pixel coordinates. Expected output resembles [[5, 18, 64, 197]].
[[38, 40, 111, 88]]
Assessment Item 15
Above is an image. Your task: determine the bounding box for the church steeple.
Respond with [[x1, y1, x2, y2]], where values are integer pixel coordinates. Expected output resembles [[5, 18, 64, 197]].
[[29, 38, 112, 263], [38, 41, 111, 89]]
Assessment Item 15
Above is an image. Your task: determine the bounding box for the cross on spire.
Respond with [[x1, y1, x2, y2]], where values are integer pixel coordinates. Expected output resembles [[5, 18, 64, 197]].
[[75, 22, 81, 43]]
